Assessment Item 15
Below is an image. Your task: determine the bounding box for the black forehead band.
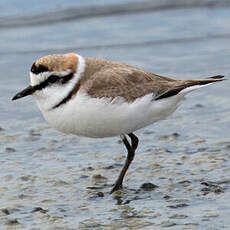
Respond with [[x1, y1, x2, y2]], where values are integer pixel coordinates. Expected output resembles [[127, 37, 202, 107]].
[[31, 63, 49, 74]]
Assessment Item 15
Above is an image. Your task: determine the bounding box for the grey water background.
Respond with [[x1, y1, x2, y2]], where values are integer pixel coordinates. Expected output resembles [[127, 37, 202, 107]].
[[0, 0, 230, 229]]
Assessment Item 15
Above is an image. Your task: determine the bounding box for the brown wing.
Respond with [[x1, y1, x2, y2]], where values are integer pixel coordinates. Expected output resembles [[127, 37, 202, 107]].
[[83, 65, 177, 102], [155, 75, 225, 100]]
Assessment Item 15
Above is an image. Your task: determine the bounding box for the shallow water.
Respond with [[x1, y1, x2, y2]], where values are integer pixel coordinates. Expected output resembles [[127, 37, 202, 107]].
[[1, 1, 230, 229]]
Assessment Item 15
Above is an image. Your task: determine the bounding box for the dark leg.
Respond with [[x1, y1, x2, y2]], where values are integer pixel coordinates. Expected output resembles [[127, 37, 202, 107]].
[[110, 133, 139, 194], [128, 133, 139, 151]]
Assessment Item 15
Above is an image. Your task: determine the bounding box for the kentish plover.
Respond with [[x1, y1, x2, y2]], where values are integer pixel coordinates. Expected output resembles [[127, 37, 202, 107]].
[[12, 53, 224, 193]]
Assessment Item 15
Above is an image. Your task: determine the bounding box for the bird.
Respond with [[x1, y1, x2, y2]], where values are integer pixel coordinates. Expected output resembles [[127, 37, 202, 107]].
[[12, 53, 224, 194]]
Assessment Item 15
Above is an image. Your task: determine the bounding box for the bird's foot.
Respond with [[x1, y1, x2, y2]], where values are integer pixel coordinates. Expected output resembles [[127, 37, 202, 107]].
[[110, 183, 123, 194]]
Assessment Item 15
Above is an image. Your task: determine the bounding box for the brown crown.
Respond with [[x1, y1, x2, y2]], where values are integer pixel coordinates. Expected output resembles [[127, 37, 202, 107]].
[[34, 53, 78, 73]]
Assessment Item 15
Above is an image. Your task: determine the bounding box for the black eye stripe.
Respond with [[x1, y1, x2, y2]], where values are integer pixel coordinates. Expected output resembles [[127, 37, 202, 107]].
[[59, 72, 74, 84], [47, 73, 74, 85], [33, 72, 74, 91]]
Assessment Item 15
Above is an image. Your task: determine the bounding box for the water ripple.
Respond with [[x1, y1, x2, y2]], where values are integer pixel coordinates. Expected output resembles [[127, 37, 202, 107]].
[[1, 0, 230, 29]]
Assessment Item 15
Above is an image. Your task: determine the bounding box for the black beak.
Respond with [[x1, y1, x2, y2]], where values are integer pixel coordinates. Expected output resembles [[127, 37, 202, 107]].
[[12, 85, 36, 101]]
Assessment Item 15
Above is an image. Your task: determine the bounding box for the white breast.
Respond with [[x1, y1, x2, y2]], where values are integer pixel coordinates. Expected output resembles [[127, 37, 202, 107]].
[[36, 92, 183, 138]]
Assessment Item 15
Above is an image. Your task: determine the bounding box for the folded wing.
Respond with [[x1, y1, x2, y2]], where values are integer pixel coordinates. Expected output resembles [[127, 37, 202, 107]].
[[83, 64, 224, 103]]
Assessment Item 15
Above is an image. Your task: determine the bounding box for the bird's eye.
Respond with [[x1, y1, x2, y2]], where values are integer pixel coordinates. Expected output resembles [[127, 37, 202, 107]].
[[47, 75, 59, 84], [31, 63, 49, 74]]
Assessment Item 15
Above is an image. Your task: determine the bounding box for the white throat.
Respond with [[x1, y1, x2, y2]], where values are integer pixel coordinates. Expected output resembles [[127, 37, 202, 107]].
[[33, 54, 86, 111]]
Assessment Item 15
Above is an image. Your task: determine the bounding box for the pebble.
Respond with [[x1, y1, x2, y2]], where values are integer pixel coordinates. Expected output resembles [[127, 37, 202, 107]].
[[160, 221, 176, 227], [80, 174, 89, 179], [32, 207, 48, 214], [20, 175, 31, 181], [103, 165, 115, 169], [92, 174, 108, 183], [52, 179, 69, 186], [201, 182, 224, 195], [87, 186, 104, 190], [5, 219, 20, 226], [159, 132, 180, 141], [179, 180, 191, 187], [167, 203, 189, 209], [1, 208, 10, 215], [97, 192, 104, 197], [29, 129, 41, 136], [5, 147, 16, 153], [85, 166, 94, 171], [169, 214, 188, 219], [203, 213, 219, 218], [140, 183, 158, 191], [88, 192, 105, 200], [163, 195, 171, 200], [195, 103, 204, 108]]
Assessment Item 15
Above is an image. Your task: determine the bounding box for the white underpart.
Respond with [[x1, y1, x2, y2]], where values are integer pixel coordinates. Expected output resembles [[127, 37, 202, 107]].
[[36, 79, 214, 138]]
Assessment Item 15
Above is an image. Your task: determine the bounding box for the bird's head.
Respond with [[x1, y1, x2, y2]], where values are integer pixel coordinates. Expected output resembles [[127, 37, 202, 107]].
[[12, 53, 80, 101]]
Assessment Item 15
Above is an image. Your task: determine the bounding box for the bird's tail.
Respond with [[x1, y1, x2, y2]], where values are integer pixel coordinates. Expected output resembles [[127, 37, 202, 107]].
[[156, 75, 225, 100]]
